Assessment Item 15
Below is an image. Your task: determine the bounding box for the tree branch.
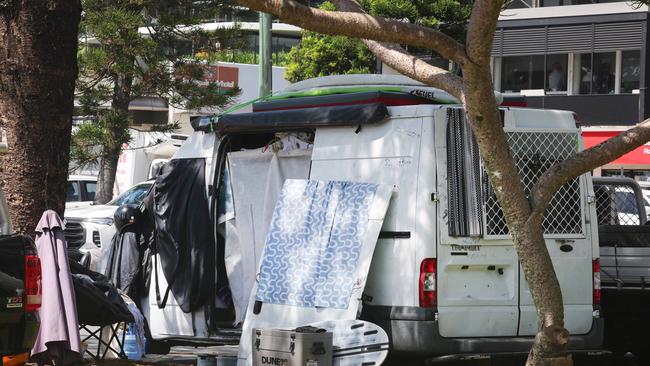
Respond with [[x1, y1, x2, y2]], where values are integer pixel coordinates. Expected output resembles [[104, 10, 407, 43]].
[[235, 0, 470, 66], [330, 0, 465, 100], [365, 41, 465, 101], [530, 118, 650, 216], [466, 0, 502, 66]]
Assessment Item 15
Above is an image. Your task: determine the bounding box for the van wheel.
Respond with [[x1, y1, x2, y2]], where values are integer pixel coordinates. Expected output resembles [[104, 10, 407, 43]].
[[146, 339, 171, 354]]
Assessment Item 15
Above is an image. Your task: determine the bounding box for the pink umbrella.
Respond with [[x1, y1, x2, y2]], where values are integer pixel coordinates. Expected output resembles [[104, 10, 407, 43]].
[[31, 210, 81, 365]]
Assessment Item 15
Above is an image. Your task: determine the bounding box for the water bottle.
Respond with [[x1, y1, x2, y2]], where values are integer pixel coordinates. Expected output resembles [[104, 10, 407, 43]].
[[124, 324, 142, 361]]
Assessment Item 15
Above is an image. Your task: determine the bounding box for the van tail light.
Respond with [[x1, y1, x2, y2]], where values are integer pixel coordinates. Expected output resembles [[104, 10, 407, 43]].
[[593, 259, 601, 306], [25, 255, 42, 312], [419, 258, 437, 308]]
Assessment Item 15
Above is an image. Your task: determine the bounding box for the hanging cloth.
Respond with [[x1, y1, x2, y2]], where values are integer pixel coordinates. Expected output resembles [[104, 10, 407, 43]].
[[224, 149, 311, 324], [152, 158, 215, 313], [97, 228, 143, 301], [31, 210, 81, 366]]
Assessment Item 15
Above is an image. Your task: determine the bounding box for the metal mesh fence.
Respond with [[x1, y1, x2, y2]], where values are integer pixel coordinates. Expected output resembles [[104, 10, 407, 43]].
[[484, 132, 583, 236], [594, 183, 642, 225]]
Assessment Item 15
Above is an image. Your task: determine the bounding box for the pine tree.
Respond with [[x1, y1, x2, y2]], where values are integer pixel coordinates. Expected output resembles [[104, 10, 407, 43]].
[[75, 0, 244, 202]]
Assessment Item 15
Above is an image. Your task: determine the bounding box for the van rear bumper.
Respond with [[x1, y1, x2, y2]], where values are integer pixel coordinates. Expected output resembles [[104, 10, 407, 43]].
[[361, 305, 604, 356]]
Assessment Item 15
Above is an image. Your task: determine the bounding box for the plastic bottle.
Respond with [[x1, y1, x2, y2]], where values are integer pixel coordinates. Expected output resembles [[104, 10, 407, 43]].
[[124, 324, 142, 361]]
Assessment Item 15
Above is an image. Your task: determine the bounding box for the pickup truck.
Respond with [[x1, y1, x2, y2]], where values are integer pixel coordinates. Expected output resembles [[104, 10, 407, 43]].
[[593, 177, 650, 361], [0, 189, 41, 365]]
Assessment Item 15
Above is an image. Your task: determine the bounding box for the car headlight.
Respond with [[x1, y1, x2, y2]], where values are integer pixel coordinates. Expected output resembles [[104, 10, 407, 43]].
[[82, 217, 114, 226]]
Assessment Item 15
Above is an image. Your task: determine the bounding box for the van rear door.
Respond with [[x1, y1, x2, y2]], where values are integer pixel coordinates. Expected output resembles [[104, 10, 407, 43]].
[[436, 108, 594, 338], [435, 108, 520, 337]]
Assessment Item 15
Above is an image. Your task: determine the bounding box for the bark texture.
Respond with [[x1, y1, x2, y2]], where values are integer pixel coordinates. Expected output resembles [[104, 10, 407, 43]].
[[238, 0, 650, 364], [0, 1, 81, 233]]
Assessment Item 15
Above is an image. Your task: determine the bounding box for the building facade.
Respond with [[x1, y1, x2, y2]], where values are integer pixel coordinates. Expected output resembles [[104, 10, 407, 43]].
[[493, 2, 650, 178]]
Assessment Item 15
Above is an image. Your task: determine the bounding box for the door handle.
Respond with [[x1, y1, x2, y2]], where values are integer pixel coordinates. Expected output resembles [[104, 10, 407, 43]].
[[560, 244, 573, 253]]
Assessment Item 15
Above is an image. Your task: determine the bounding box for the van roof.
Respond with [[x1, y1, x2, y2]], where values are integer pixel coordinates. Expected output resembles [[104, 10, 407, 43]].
[[194, 74, 576, 133]]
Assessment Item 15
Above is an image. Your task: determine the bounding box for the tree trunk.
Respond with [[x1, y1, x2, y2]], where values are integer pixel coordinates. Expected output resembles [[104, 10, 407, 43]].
[[463, 64, 571, 366], [0, 1, 81, 233], [94, 74, 133, 204]]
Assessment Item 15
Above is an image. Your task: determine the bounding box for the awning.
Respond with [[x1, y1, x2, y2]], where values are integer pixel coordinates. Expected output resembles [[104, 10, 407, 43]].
[[192, 103, 389, 134]]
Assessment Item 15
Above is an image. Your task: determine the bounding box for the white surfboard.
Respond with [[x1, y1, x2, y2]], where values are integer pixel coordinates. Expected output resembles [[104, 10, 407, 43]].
[[308, 320, 390, 366]]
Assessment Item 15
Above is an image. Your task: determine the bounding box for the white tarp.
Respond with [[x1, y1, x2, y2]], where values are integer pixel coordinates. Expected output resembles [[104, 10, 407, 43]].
[[224, 149, 311, 324]]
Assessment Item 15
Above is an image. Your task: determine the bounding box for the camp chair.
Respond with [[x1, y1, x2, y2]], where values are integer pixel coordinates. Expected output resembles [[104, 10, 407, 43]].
[[69, 261, 135, 360]]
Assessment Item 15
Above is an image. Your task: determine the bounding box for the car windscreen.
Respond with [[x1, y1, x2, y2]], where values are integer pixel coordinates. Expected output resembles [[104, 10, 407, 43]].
[[108, 184, 151, 206]]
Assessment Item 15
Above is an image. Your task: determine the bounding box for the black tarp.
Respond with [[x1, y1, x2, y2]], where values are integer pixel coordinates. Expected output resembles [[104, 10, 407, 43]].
[[191, 103, 389, 134], [152, 158, 215, 313]]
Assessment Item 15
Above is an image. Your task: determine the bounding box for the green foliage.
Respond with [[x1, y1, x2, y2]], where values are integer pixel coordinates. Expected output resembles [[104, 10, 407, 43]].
[[195, 49, 291, 67], [73, 0, 243, 173], [361, 0, 472, 41], [285, 30, 375, 82], [285, 0, 473, 82], [364, 0, 419, 21], [71, 110, 131, 168], [285, 2, 375, 83]]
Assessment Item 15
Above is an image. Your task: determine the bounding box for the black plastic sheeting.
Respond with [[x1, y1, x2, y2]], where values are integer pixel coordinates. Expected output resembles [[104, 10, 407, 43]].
[[192, 103, 389, 134], [152, 158, 215, 313]]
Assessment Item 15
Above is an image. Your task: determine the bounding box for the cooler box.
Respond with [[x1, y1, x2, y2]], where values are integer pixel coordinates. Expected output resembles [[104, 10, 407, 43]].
[[252, 327, 333, 366]]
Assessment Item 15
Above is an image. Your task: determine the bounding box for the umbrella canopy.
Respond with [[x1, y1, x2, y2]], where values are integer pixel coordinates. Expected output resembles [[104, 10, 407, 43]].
[[31, 210, 81, 365]]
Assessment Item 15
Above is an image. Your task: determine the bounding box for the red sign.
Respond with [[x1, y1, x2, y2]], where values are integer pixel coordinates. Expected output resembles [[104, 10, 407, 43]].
[[582, 130, 650, 165], [176, 63, 239, 90], [204, 65, 239, 89]]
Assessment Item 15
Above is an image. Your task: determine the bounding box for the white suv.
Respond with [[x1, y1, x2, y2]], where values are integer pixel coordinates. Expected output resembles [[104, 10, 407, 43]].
[[64, 180, 153, 250]]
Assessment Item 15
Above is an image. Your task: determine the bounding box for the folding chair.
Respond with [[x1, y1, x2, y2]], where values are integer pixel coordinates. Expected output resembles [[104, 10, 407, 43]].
[[70, 261, 135, 360], [79, 322, 129, 359]]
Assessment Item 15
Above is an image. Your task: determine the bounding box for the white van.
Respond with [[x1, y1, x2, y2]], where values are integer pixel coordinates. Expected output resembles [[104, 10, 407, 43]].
[[143, 75, 603, 359]]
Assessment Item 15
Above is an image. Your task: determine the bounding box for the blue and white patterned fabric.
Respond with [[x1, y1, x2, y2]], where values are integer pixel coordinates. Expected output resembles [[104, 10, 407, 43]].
[[256, 179, 380, 309]]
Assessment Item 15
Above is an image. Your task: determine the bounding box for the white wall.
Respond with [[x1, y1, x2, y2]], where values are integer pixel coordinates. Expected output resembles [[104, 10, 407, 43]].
[[226, 62, 290, 103]]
